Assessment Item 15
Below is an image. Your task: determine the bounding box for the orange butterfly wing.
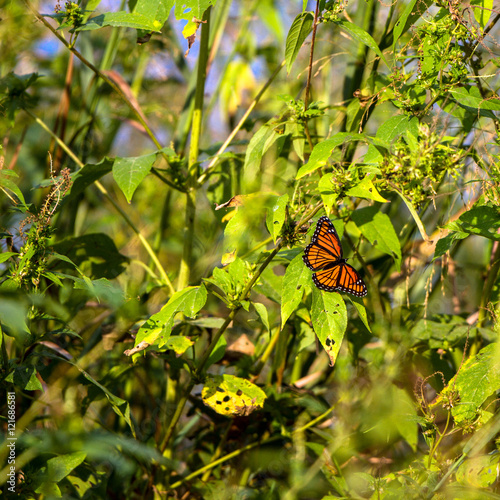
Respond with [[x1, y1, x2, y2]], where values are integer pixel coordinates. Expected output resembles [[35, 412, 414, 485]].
[[303, 216, 343, 271], [313, 263, 367, 297], [303, 216, 367, 297]]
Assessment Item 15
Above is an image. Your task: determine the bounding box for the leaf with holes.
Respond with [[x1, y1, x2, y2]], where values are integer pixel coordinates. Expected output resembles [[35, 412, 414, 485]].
[[202, 374, 267, 417], [311, 288, 347, 366]]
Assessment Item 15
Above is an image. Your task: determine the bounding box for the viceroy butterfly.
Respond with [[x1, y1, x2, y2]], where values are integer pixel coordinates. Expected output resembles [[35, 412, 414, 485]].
[[303, 216, 367, 297]]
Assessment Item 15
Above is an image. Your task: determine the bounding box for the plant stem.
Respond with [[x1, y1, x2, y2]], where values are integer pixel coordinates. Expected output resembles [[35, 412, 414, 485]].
[[197, 60, 286, 185], [167, 405, 334, 489], [177, 8, 211, 290]]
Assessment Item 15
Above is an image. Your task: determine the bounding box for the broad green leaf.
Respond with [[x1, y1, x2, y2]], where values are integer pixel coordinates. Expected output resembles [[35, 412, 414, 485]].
[[0, 298, 30, 344], [163, 336, 195, 355], [45, 452, 87, 483], [52, 233, 129, 279], [471, 0, 493, 27], [337, 20, 388, 66], [0, 170, 27, 207], [437, 343, 500, 424], [376, 115, 419, 143], [113, 152, 157, 203], [365, 115, 419, 163], [281, 254, 310, 329], [73, 277, 125, 307], [350, 297, 371, 333], [174, 0, 215, 21], [296, 133, 366, 179], [243, 125, 274, 185], [135, 285, 207, 347], [205, 334, 227, 369], [202, 374, 267, 417], [351, 207, 402, 271], [75, 364, 136, 436], [448, 86, 500, 119], [393, 189, 430, 242], [267, 193, 289, 243], [391, 385, 418, 452], [287, 121, 306, 161], [285, 12, 314, 73], [345, 175, 389, 203], [134, 0, 173, 21], [311, 288, 347, 366], [77, 12, 162, 32], [433, 231, 468, 261], [318, 173, 338, 215], [412, 316, 471, 349], [450, 205, 500, 241], [0, 252, 17, 264], [6, 365, 43, 391], [392, 0, 433, 48], [254, 302, 270, 332], [457, 454, 500, 488], [67, 158, 114, 200]]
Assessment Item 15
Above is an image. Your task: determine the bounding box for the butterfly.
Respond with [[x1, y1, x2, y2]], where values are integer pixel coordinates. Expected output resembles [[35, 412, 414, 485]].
[[302, 216, 367, 297]]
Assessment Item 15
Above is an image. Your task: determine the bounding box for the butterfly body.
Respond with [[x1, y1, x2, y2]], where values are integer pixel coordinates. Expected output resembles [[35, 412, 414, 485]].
[[303, 216, 367, 297]]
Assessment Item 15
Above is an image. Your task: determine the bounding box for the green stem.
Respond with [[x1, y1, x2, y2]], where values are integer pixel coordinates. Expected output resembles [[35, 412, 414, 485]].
[[197, 60, 286, 185], [177, 8, 211, 290], [168, 405, 334, 490], [161, 241, 285, 453]]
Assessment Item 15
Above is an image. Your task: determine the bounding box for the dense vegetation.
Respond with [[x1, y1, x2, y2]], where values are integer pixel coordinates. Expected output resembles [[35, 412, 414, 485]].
[[1, 0, 500, 498]]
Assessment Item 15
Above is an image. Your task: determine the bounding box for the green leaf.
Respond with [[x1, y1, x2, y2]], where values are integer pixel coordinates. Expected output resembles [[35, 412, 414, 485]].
[[254, 302, 270, 333], [113, 152, 157, 203], [6, 365, 43, 391], [174, 0, 215, 21], [448, 86, 500, 119], [76, 364, 136, 436], [73, 277, 125, 307], [439, 343, 500, 424], [281, 254, 310, 329], [433, 231, 468, 261], [311, 288, 347, 366], [345, 175, 389, 203], [296, 133, 366, 179], [337, 20, 388, 66], [451, 205, 500, 241], [285, 12, 314, 73], [135, 285, 207, 347], [202, 374, 267, 417], [0, 252, 17, 264], [0, 170, 27, 207], [205, 334, 227, 369], [52, 233, 129, 279], [351, 206, 402, 271], [350, 297, 371, 333], [392, 0, 433, 48], [391, 385, 418, 451], [393, 189, 430, 242], [0, 298, 30, 344], [457, 454, 500, 488], [471, 0, 493, 28], [244, 125, 280, 186], [318, 173, 338, 214], [162, 336, 195, 355], [267, 194, 289, 243], [77, 11, 166, 32], [67, 158, 114, 200], [45, 452, 87, 483]]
